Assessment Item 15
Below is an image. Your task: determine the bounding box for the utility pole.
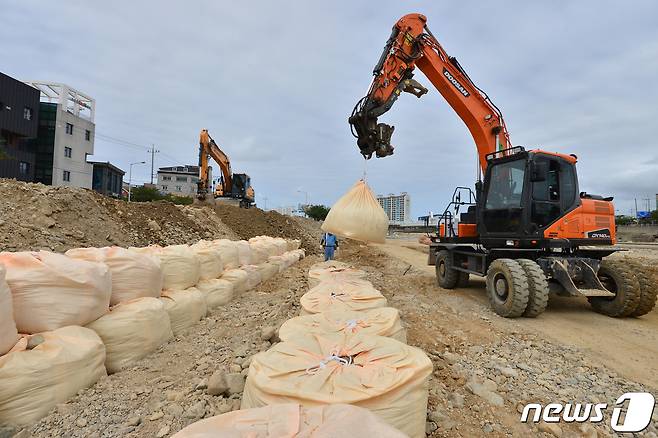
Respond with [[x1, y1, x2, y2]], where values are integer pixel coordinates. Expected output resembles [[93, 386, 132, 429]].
[[148, 145, 160, 184], [262, 196, 268, 210], [634, 198, 638, 218]]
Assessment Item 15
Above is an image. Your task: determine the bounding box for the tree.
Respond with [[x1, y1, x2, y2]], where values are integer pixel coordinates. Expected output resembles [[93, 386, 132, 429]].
[[304, 204, 330, 221], [129, 186, 162, 202], [615, 215, 635, 226]]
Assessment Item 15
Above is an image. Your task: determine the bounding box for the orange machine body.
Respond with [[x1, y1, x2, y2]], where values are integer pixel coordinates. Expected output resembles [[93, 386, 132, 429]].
[[543, 199, 616, 243]]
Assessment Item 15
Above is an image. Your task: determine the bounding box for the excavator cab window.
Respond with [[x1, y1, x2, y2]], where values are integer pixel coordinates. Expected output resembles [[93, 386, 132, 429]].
[[530, 157, 578, 229], [482, 158, 526, 233]]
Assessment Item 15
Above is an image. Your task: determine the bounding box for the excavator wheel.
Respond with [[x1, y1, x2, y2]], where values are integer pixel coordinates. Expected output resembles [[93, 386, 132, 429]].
[[516, 259, 550, 317], [588, 259, 641, 317], [627, 261, 658, 317], [457, 272, 469, 288], [435, 250, 459, 289], [485, 259, 530, 318]]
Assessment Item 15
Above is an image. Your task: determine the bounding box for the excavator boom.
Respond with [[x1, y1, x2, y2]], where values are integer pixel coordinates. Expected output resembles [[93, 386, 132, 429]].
[[349, 13, 511, 171]]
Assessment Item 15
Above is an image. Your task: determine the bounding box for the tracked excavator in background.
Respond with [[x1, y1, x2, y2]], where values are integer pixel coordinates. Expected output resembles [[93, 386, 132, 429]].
[[196, 129, 255, 208], [349, 13, 657, 318]]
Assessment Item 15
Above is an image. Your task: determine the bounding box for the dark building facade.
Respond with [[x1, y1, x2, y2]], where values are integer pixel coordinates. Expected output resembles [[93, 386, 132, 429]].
[[90, 161, 125, 197], [0, 72, 40, 181]]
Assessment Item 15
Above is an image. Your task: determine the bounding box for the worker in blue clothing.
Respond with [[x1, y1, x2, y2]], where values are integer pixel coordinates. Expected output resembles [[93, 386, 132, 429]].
[[320, 232, 339, 261]]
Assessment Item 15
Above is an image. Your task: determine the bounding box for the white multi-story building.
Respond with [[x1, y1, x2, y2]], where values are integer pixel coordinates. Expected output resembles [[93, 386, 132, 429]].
[[24, 81, 95, 188], [157, 165, 210, 198], [377, 192, 411, 223]]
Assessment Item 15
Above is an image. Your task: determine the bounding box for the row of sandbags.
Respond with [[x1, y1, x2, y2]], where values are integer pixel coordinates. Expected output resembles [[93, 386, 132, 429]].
[[0, 240, 305, 427], [174, 260, 431, 438]]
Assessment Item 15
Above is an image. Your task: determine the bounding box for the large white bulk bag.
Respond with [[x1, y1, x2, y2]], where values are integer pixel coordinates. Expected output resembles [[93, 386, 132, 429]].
[[235, 240, 252, 266], [249, 242, 269, 264], [258, 262, 279, 282], [190, 241, 224, 280], [0, 326, 106, 426], [172, 403, 407, 438], [196, 279, 234, 308], [241, 265, 262, 290], [129, 245, 200, 290], [279, 307, 406, 343], [160, 288, 207, 335], [221, 269, 248, 294], [65, 246, 163, 306], [0, 251, 111, 334], [242, 333, 432, 438], [0, 266, 19, 356], [212, 240, 239, 269], [300, 280, 387, 315], [308, 261, 366, 288], [86, 297, 172, 374], [322, 179, 389, 244], [287, 239, 301, 251], [268, 255, 286, 273], [273, 238, 288, 256]]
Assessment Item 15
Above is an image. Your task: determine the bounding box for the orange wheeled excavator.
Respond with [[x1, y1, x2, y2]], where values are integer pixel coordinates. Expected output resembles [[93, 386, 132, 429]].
[[349, 13, 656, 318], [197, 129, 255, 208]]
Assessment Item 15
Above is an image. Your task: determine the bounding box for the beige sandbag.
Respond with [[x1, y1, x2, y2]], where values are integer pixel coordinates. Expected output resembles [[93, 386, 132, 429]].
[[308, 261, 366, 288], [196, 279, 234, 308], [241, 265, 262, 290], [160, 288, 207, 335], [242, 333, 432, 437], [191, 241, 224, 280], [66, 246, 163, 305], [235, 240, 252, 266], [129, 245, 201, 290], [287, 239, 301, 251], [273, 238, 288, 256], [268, 255, 286, 273], [0, 266, 19, 356], [221, 269, 248, 294], [213, 239, 239, 269], [86, 297, 173, 373], [172, 403, 407, 438], [0, 251, 111, 334], [249, 241, 269, 264], [258, 262, 279, 282], [0, 326, 106, 426], [300, 280, 387, 315], [279, 307, 406, 343], [322, 179, 389, 244]]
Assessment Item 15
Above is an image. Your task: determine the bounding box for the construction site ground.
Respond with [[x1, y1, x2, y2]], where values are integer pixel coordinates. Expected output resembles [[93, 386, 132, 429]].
[[1, 181, 656, 437]]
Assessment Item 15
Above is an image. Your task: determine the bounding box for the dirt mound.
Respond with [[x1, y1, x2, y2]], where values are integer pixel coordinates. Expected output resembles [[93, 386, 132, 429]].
[[213, 204, 320, 254], [0, 179, 238, 252]]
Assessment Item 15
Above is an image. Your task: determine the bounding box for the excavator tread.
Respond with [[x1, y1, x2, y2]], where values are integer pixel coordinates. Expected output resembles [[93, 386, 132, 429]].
[[627, 260, 658, 317], [517, 259, 550, 317], [588, 259, 641, 317]]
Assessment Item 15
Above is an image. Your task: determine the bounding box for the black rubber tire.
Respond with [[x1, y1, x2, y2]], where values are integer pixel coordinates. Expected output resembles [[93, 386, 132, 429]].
[[516, 259, 550, 318], [457, 272, 469, 288], [588, 259, 641, 317], [436, 250, 459, 289], [628, 261, 657, 317], [486, 259, 530, 318]]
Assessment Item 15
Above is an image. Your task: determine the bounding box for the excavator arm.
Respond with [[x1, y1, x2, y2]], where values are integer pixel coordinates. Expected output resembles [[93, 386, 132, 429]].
[[349, 13, 511, 171], [198, 129, 232, 200]]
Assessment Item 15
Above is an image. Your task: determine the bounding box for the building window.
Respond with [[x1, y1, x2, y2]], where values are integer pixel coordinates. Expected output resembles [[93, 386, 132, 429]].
[[162, 176, 172, 181], [65, 123, 74, 135], [85, 129, 91, 141], [64, 147, 72, 158], [23, 107, 32, 120], [18, 161, 29, 175], [175, 185, 182, 192], [162, 185, 168, 191], [176, 176, 187, 182], [62, 170, 71, 182]]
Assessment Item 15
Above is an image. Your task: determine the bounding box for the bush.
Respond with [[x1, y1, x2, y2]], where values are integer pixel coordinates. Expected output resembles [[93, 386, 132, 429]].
[[304, 204, 330, 221], [128, 186, 193, 205]]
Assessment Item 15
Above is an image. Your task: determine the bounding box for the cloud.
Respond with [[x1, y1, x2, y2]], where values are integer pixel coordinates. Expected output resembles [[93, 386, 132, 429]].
[[2, 1, 657, 215]]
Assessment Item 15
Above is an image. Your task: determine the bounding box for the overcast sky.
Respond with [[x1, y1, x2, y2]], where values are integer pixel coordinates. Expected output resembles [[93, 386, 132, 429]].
[[2, 1, 657, 217]]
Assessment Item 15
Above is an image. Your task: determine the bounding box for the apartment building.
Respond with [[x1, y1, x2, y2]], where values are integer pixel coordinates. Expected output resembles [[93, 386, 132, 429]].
[[377, 192, 411, 223], [157, 165, 210, 197]]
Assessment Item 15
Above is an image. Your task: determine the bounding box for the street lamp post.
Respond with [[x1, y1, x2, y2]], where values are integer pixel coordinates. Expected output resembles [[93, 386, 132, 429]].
[[128, 161, 146, 202], [297, 189, 309, 216]]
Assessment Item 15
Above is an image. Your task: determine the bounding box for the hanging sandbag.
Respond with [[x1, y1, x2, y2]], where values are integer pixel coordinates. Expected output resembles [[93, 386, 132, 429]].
[[0, 265, 19, 356], [321, 179, 389, 244], [300, 280, 387, 315], [0, 326, 106, 427], [0, 251, 111, 334], [86, 297, 173, 374], [172, 403, 407, 438], [279, 307, 406, 343], [160, 288, 207, 335], [241, 333, 432, 438], [195, 278, 234, 308], [65, 246, 163, 306]]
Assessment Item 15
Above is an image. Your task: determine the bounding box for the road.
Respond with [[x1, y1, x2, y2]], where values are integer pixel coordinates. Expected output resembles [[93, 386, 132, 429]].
[[376, 238, 658, 390]]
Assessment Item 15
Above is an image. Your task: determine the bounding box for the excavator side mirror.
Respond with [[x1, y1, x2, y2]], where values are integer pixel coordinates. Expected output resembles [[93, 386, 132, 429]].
[[530, 161, 548, 182]]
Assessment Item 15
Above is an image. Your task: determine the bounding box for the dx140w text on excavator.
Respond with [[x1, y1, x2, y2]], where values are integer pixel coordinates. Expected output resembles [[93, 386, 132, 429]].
[[196, 129, 255, 208], [349, 13, 656, 318]]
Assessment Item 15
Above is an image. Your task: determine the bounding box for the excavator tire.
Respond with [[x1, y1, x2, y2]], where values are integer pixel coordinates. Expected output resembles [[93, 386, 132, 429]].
[[588, 259, 641, 317], [627, 261, 658, 317], [457, 272, 469, 288], [516, 259, 550, 318], [486, 259, 530, 318], [435, 250, 459, 289]]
